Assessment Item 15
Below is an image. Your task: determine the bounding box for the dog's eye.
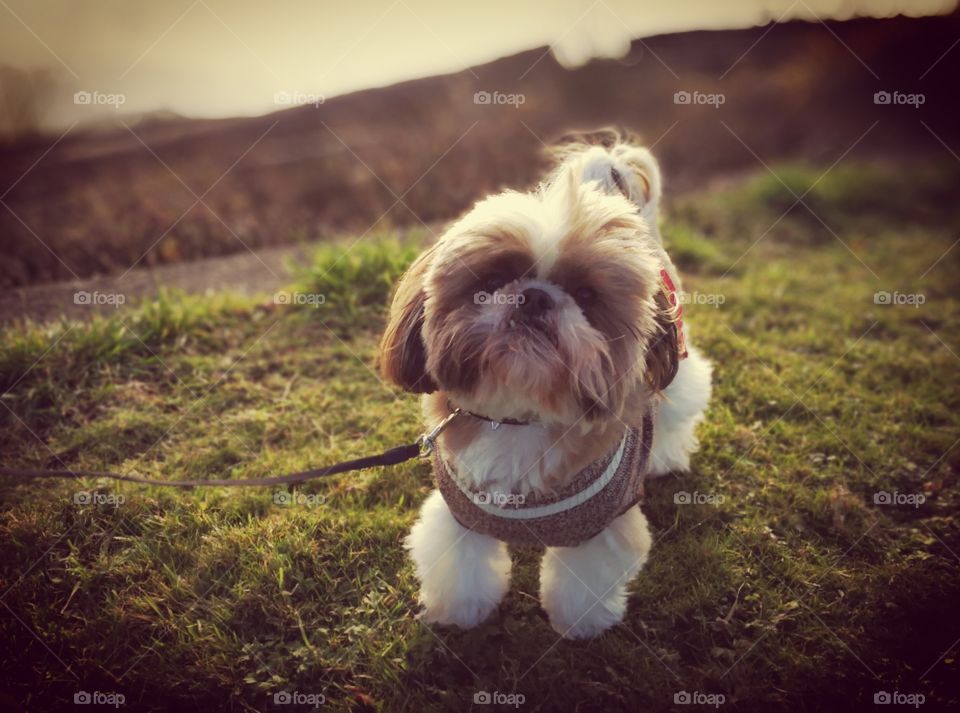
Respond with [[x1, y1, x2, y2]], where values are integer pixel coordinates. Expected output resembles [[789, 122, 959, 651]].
[[573, 286, 596, 305], [481, 272, 507, 292]]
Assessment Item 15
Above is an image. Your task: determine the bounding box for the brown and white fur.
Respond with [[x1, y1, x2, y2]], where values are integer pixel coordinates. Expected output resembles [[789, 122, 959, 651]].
[[379, 133, 712, 639]]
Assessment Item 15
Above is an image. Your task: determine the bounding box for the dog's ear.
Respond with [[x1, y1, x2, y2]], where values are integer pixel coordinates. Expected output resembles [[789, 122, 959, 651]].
[[611, 145, 662, 223], [644, 290, 680, 392], [379, 246, 438, 393]]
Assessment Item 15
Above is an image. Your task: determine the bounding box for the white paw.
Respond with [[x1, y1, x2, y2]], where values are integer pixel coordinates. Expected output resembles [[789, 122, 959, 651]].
[[418, 595, 499, 629], [405, 491, 511, 630], [544, 588, 626, 639], [539, 508, 650, 639]]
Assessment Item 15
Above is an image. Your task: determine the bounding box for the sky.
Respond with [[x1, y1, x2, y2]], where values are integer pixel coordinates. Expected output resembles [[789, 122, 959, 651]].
[[0, 0, 955, 130]]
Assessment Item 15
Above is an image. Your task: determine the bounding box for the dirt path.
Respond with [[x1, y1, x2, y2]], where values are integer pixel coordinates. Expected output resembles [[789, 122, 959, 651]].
[[0, 171, 757, 326], [0, 241, 313, 325]]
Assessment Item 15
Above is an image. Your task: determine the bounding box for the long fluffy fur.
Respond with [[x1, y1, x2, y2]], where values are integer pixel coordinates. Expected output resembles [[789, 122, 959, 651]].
[[381, 134, 712, 638]]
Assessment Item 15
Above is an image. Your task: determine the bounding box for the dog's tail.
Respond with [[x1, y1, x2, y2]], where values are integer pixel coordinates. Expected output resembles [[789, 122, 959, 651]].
[[548, 128, 662, 227]]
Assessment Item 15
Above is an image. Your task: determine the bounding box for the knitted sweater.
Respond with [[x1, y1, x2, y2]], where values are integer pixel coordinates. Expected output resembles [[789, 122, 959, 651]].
[[433, 411, 654, 548]]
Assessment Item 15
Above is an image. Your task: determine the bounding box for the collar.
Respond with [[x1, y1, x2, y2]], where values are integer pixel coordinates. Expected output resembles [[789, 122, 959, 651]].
[[446, 400, 538, 430]]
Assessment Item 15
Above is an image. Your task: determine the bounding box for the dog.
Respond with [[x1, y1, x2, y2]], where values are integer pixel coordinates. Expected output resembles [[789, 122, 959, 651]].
[[378, 131, 712, 639]]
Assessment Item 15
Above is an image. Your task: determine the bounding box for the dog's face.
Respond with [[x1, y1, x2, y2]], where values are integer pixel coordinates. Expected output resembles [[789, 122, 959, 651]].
[[380, 159, 677, 425]]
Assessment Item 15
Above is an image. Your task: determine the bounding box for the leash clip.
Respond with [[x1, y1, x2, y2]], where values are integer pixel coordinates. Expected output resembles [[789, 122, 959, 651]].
[[417, 408, 462, 457]]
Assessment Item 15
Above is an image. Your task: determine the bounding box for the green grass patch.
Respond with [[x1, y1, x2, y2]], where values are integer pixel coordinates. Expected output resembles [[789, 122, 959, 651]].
[[292, 233, 423, 328], [1, 162, 959, 711]]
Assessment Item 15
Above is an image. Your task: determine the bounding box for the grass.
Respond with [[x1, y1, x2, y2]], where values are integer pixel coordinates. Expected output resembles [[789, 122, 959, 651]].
[[1, 161, 959, 712]]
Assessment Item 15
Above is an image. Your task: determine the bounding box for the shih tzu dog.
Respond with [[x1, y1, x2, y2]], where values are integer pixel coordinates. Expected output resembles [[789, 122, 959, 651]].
[[379, 131, 712, 639]]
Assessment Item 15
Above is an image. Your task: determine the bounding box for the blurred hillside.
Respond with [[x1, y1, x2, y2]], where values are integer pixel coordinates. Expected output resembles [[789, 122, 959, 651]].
[[1, 11, 958, 288]]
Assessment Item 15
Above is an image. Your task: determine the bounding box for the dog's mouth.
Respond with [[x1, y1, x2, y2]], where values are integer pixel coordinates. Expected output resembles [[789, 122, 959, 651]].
[[503, 314, 559, 350]]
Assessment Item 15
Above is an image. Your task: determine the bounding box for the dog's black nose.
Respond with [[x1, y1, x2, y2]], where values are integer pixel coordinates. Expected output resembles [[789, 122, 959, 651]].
[[519, 288, 554, 320]]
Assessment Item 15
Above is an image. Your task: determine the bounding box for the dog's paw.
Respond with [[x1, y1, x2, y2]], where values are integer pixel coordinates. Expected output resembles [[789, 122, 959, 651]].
[[417, 596, 499, 629], [543, 589, 626, 639]]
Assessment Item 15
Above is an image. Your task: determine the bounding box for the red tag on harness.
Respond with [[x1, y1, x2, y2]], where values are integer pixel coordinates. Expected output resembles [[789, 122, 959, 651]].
[[659, 268, 688, 360]]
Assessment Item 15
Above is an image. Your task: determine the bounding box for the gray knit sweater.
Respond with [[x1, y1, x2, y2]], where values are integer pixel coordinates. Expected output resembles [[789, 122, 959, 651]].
[[433, 411, 654, 548]]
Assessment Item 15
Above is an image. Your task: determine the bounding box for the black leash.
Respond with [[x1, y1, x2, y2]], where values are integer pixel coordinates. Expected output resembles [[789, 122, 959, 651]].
[[0, 404, 540, 489], [0, 444, 422, 488], [0, 410, 466, 489]]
